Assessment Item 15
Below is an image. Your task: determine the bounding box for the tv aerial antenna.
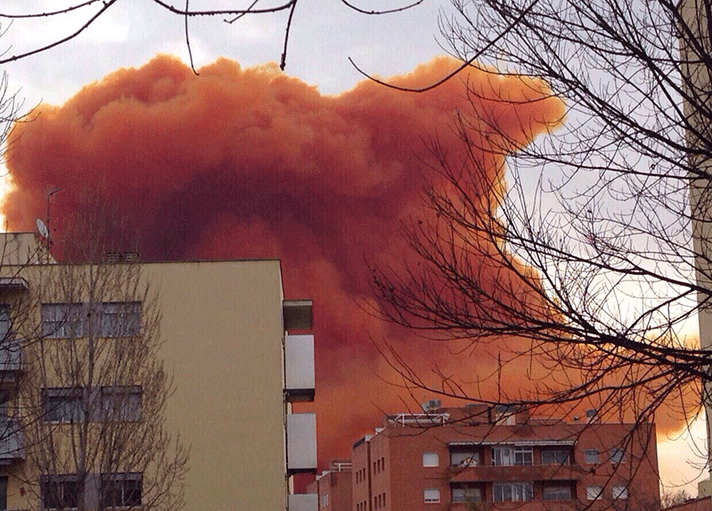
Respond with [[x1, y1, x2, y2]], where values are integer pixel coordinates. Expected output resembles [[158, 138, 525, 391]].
[[38, 187, 62, 249]]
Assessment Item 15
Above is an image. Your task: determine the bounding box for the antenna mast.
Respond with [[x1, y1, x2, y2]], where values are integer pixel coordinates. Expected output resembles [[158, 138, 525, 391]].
[[45, 187, 62, 249]]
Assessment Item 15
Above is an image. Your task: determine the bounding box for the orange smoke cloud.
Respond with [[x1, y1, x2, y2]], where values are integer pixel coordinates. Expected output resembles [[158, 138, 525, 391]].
[[3, 55, 566, 466]]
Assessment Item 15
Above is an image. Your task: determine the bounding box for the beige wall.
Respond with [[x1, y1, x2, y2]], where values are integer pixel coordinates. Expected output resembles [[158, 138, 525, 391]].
[[681, 0, 712, 488], [0, 246, 292, 510], [146, 260, 286, 511]]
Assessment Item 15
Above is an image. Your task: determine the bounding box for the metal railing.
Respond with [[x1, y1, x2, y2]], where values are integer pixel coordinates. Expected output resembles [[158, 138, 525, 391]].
[[387, 412, 450, 426]]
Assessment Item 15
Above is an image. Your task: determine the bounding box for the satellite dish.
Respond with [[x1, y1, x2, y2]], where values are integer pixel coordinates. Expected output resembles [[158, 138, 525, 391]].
[[36, 218, 49, 240]]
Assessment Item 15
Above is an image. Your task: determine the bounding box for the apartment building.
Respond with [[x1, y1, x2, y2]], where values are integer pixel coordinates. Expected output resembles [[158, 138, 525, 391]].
[[350, 403, 659, 511], [307, 460, 353, 511], [0, 232, 317, 510]]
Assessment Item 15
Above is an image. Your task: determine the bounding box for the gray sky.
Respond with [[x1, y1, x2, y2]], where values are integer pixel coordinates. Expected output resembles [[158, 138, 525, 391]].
[[1, 0, 450, 107]]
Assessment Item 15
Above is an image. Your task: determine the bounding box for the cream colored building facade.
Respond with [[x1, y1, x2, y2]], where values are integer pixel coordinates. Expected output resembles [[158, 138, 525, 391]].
[[681, 0, 712, 497], [0, 232, 317, 510]]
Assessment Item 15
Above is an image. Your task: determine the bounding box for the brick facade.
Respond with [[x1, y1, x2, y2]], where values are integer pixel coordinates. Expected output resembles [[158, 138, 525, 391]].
[[349, 405, 660, 511]]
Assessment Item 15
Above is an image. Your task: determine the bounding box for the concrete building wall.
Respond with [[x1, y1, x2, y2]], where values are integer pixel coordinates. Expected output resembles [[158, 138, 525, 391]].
[[0, 233, 316, 510], [145, 260, 287, 511], [308, 461, 352, 511]]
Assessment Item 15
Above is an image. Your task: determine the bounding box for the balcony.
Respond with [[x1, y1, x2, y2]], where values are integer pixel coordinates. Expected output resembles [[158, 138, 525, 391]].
[[284, 334, 315, 402], [288, 493, 318, 511], [287, 413, 317, 475], [449, 463, 582, 483], [283, 300, 313, 331], [0, 278, 28, 293], [0, 420, 24, 464]]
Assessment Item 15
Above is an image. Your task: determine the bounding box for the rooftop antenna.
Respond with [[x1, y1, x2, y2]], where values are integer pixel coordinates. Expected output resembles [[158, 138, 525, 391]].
[[44, 187, 62, 249]]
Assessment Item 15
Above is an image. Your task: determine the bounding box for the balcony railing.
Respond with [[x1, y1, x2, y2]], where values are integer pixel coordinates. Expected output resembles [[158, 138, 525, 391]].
[[284, 334, 315, 402], [449, 463, 583, 483]]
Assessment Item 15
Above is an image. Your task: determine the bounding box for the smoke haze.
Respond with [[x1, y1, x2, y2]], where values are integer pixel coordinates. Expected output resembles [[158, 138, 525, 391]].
[[3, 55, 608, 464]]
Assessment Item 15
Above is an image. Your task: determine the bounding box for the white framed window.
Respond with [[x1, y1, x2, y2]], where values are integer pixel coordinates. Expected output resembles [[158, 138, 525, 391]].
[[424, 488, 440, 503], [492, 446, 513, 466], [101, 386, 142, 421], [43, 388, 85, 423], [422, 452, 439, 467], [493, 446, 532, 466], [610, 448, 625, 464], [543, 485, 572, 501], [514, 446, 533, 465], [41, 475, 80, 510], [101, 473, 142, 508], [41, 303, 83, 338], [41, 302, 141, 339], [451, 451, 479, 467], [493, 482, 533, 502], [587, 486, 603, 500], [612, 485, 628, 500], [585, 449, 600, 464], [321, 493, 329, 507], [541, 449, 570, 465]]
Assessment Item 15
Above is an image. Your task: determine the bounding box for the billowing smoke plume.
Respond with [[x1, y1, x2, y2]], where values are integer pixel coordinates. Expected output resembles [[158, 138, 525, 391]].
[[4, 55, 574, 464]]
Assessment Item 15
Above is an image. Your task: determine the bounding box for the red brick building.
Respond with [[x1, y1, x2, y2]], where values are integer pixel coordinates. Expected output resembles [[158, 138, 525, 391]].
[[308, 459, 354, 511], [350, 404, 660, 511]]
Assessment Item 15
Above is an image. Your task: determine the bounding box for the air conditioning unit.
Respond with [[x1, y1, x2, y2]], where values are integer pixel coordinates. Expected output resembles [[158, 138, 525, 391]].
[[422, 399, 441, 411]]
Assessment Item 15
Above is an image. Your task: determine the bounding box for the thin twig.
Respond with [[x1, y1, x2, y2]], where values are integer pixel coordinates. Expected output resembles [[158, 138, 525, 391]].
[[280, 0, 298, 71], [185, 0, 198, 75], [348, 0, 540, 93]]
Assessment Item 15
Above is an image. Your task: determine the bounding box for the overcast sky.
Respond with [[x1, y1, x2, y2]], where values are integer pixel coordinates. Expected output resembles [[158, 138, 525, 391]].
[[1, 0, 451, 106], [0, 0, 706, 496]]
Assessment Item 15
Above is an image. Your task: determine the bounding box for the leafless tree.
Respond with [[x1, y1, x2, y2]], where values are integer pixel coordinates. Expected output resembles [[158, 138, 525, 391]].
[[371, 0, 712, 486], [0, 210, 188, 511]]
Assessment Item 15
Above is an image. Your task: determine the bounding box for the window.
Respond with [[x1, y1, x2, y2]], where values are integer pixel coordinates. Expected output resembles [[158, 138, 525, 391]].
[[321, 493, 329, 507], [101, 473, 142, 508], [99, 302, 141, 337], [0, 305, 8, 339], [41, 302, 141, 339], [586, 486, 603, 500], [451, 451, 479, 467], [610, 448, 625, 464], [585, 449, 600, 464], [41, 475, 80, 509], [422, 452, 439, 467], [612, 485, 628, 500], [452, 485, 482, 503], [424, 489, 440, 503], [0, 476, 7, 510], [514, 447, 533, 465], [493, 482, 533, 502], [492, 446, 532, 466], [494, 405, 516, 425], [542, 449, 570, 465], [43, 388, 85, 423], [492, 446, 513, 466], [543, 486, 572, 501], [101, 386, 142, 421], [42, 303, 83, 338]]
